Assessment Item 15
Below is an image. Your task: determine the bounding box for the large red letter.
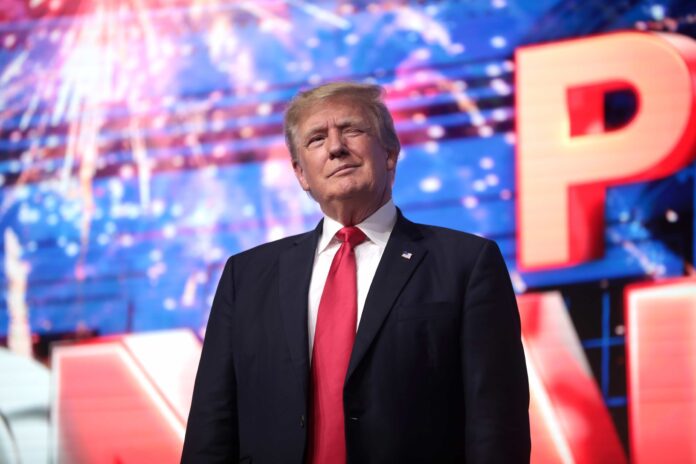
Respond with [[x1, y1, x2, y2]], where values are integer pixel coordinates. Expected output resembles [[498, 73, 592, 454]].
[[53, 330, 200, 463], [516, 32, 696, 270], [518, 292, 626, 463], [625, 278, 696, 463]]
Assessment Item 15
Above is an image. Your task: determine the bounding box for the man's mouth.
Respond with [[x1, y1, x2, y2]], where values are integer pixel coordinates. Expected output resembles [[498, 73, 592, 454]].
[[329, 164, 360, 177]]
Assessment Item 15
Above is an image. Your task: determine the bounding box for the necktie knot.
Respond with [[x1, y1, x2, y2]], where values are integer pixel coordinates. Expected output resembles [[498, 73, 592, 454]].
[[336, 226, 367, 249]]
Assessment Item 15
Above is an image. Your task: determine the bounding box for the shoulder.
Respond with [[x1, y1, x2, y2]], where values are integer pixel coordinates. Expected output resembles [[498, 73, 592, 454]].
[[217, 229, 317, 288], [400, 216, 505, 271], [407, 219, 494, 252], [228, 230, 315, 266]]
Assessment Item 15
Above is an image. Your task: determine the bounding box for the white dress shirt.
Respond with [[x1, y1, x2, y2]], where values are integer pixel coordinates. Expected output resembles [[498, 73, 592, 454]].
[[308, 200, 397, 356]]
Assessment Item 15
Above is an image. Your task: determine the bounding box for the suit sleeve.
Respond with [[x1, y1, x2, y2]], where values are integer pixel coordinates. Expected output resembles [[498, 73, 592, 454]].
[[181, 257, 239, 463], [463, 240, 531, 463]]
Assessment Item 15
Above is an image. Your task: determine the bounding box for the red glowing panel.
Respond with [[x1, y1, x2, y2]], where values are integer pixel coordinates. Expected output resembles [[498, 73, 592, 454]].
[[518, 292, 626, 464], [52, 330, 201, 463], [516, 31, 696, 270], [122, 329, 201, 422], [626, 278, 696, 463]]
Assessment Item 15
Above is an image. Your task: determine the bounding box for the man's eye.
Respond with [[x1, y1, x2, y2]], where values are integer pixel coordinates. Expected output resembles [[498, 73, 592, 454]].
[[307, 136, 324, 147], [344, 128, 364, 135]]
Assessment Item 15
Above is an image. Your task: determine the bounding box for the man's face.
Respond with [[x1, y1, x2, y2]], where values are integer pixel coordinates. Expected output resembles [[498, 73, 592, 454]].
[[292, 97, 397, 214]]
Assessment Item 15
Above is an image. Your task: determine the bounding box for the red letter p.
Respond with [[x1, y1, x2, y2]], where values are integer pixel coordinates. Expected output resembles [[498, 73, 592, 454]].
[[516, 32, 696, 270]]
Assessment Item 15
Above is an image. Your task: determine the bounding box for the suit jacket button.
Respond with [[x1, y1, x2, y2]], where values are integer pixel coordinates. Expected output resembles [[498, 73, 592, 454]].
[[300, 415, 305, 428], [349, 416, 359, 421]]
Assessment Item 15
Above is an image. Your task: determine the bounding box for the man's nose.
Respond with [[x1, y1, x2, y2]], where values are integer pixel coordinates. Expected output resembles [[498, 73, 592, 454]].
[[327, 130, 348, 158]]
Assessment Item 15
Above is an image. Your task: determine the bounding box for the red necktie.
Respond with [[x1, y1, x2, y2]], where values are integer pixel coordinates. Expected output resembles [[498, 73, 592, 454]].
[[309, 226, 367, 464]]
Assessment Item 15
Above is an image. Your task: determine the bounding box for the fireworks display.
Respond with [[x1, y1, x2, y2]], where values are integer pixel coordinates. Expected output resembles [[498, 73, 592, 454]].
[[0, 0, 537, 335]]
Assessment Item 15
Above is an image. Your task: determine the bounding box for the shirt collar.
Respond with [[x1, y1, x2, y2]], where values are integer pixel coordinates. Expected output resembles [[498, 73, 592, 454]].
[[317, 199, 397, 254]]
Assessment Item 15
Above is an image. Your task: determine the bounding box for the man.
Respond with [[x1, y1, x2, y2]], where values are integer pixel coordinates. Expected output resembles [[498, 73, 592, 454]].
[[182, 82, 530, 463]]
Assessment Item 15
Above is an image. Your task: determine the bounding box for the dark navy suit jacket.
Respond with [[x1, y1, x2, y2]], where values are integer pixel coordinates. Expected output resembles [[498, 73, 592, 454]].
[[181, 212, 530, 463]]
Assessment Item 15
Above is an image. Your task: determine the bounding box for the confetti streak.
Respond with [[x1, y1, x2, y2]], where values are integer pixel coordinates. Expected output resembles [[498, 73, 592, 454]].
[[4, 227, 33, 357], [285, 0, 350, 30]]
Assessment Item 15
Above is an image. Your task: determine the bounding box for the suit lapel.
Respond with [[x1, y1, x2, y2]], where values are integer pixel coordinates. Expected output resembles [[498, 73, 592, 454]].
[[278, 222, 321, 397], [346, 213, 426, 382]]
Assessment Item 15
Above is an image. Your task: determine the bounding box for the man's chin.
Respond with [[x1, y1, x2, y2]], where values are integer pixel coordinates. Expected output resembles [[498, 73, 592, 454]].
[[318, 188, 368, 208]]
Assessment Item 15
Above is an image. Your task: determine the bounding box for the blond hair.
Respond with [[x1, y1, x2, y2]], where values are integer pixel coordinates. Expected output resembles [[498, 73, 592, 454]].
[[283, 81, 401, 163]]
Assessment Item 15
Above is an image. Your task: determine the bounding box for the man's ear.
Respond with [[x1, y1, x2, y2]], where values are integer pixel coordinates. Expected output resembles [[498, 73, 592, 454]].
[[386, 149, 398, 172], [292, 159, 311, 192]]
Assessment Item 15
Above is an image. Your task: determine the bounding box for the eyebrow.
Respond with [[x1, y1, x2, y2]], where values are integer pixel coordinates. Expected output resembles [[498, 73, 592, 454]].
[[302, 118, 368, 139]]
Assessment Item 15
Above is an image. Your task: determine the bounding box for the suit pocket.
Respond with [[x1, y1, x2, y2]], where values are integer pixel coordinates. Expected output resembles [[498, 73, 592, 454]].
[[397, 301, 458, 321]]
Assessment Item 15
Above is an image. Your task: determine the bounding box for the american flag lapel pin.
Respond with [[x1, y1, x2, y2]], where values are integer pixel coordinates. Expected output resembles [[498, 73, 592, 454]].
[[401, 251, 413, 260]]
